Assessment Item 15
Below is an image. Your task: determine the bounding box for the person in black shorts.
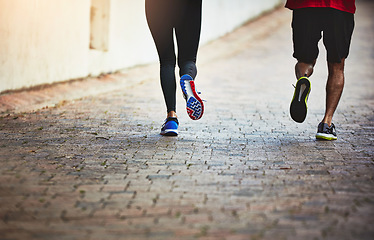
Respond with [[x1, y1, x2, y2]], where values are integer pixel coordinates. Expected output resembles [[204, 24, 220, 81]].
[[145, 0, 204, 136], [288, 6, 355, 140]]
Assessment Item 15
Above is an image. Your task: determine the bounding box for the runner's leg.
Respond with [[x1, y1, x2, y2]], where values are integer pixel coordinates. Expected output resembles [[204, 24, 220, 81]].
[[320, 8, 354, 126], [145, 0, 177, 114], [175, 0, 202, 78], [321, 60, 345, 126]]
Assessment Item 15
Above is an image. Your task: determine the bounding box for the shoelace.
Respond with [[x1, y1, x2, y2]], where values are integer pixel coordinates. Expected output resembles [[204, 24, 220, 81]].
[[195, 89, 207, 102]]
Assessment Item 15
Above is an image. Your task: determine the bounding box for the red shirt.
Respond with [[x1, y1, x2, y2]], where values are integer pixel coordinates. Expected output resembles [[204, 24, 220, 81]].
[[285, 0, 356, 14]]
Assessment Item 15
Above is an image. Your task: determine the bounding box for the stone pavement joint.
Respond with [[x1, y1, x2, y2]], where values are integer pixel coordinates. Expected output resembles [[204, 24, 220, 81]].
[[1, 2, 374, 240]]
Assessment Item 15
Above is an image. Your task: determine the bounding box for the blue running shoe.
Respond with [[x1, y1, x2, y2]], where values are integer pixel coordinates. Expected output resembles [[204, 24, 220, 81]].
[[180, 74, 204, 120], [160, 117, 179, 136], [290, 77, 311, 123]]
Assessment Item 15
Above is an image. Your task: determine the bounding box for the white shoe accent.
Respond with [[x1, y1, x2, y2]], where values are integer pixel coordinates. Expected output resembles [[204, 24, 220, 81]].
[[298, 84, 306, 102], [316, 132, 337, 140]]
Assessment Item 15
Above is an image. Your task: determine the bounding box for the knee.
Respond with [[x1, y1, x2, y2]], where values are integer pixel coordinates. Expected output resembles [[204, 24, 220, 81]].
[[328, 61, 345, 74], [178, 59, 195, 68], [160, 59, 176, 69]]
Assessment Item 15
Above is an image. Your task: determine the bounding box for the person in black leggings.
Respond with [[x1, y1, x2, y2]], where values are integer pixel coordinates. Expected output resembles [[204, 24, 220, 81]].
[[146, 0, 204, 136]]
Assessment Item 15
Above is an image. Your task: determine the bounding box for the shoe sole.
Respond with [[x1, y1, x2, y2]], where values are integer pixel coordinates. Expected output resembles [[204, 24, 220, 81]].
[[290, 77, 311, 123], [180, 75, 204, 120], [316, 133, 337, 140], [160, 130, 178, 136]]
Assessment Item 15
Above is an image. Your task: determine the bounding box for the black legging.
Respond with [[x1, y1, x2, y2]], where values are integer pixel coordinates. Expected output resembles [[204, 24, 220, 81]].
[[145, 0, 202, 113]]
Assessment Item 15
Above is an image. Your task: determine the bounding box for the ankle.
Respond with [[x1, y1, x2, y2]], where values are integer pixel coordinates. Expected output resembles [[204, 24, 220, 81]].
[[167, 111, 177, 118], [322, 118, 332, 127]]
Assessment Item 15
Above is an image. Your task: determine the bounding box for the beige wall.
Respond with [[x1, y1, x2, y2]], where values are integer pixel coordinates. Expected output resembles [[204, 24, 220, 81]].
[[88, 0, 156, 76], [0, 0, 90, 92], [0, 0, 282, 93]]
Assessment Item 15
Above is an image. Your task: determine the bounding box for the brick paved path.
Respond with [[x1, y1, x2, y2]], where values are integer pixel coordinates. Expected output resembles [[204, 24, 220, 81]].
[[1, 1, 373, 240]]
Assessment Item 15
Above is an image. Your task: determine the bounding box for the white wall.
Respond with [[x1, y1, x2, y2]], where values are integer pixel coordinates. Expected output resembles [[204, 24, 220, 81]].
[[0, 0, 282, 93], [201, 0, 283, 44]]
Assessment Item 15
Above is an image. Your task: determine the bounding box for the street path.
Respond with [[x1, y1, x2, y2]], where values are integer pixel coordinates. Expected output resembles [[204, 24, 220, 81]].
[[0, 1, 373, 240]]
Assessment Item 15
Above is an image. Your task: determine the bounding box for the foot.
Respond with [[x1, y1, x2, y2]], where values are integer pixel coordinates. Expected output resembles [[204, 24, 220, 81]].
[[180, 74, 204, 120], [160, 117, 179, 136], [290, 77, 311, 123], [316, 122, 337, 140]]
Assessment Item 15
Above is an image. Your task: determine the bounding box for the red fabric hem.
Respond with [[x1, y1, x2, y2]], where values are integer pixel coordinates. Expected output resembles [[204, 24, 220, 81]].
[[285, 0, 356, 14]]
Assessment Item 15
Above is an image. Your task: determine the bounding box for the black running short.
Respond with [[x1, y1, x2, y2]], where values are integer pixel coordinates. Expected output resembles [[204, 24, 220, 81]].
[[292, 7, 355, 63]]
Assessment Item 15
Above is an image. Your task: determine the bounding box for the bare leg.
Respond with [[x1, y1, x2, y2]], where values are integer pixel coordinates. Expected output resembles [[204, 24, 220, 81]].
[[295, 60, 316, 79], [167, 111, 177, 118], [321, 59, 345, 126]]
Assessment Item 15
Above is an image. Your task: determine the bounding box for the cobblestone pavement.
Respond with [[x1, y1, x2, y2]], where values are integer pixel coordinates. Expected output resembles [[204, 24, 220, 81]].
[[1, 2, 373, 240]]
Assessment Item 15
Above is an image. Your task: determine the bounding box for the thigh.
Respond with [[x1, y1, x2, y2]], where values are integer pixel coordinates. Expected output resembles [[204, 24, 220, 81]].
[[175, 0, 202, 63], [322, 9, 355, 63], [145, 0, 176, 63], [292, 8, 323, 63]]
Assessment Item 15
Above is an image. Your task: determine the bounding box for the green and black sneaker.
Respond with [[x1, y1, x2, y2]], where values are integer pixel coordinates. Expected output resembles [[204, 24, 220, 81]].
[[316, 122, 337, 140], [290, 76, 311, 123]]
